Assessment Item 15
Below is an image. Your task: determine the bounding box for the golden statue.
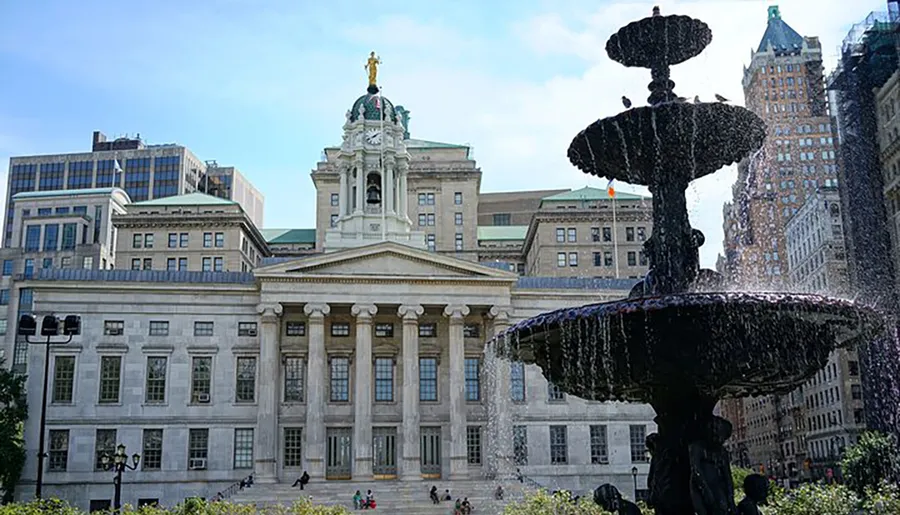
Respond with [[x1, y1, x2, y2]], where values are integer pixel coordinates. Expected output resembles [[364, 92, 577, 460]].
[[365, 51, 381, 86]]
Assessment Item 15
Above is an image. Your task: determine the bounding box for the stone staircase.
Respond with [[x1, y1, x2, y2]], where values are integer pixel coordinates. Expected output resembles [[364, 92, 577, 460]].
[[230, 478, 535, 514]]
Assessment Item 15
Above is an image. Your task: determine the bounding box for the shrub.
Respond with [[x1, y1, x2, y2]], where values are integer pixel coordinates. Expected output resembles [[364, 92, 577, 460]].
[[861, 482, 900, 515], [502, 489, 611, 514], [841, 431, 900, 495], [0, 498, 350, 515], [765, 483, 860, 515]]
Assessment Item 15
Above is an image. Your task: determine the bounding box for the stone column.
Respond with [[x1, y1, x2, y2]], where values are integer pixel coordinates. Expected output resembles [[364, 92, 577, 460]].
[[385, 161, 395, 214], [444, 304, 470, 479], [338, 166, 348, 217], [487, 306, 514, 479], [352, 303, 377, 478], [254, 303, 283, 483], [399, 164, 409, 220], [398, 304, 424, 480], [303, 303, 330, 479], [354, 158, 365, 214]]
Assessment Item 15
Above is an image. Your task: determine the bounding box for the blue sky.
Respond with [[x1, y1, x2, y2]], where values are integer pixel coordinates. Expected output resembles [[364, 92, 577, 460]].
[[0, 0, 887, 267]]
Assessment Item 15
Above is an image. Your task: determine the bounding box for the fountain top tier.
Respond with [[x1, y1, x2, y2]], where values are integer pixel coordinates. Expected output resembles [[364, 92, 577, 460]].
[[606, 6, 712, 69]]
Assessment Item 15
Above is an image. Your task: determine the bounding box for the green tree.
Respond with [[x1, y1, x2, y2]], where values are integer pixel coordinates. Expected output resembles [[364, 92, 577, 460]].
[[840, 431, 900, 495], [0, 359, 27, 504]]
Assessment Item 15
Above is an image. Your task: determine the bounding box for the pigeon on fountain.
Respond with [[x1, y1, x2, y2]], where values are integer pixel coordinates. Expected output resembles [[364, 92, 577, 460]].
[[715, 94, 729, 102], [622, 96, 632, 108], [694, 95, 701, 103]]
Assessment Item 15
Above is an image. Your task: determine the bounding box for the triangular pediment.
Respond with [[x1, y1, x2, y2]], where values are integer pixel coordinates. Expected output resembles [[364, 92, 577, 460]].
[[255, 241, 518, 280]]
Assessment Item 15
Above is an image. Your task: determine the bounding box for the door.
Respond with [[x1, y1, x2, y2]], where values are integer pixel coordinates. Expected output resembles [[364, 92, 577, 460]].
[[420, 426, 442, 478], [326, 427, 353, 479], [373, 427, 398, 478]]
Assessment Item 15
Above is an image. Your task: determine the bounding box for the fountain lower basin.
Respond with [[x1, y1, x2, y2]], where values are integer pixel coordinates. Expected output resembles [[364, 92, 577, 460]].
[[500, 292, 883, 403]]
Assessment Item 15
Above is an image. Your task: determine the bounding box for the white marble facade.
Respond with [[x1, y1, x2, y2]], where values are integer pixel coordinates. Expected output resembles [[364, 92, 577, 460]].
[[17, 242, 656, 509]]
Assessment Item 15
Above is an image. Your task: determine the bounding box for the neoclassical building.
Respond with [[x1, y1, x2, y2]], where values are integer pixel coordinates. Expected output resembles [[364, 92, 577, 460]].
[[12, 77, 656, 510]]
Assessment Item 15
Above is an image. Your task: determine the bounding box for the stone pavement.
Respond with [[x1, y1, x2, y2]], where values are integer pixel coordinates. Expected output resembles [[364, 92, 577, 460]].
[[230, 478, 535, 514]]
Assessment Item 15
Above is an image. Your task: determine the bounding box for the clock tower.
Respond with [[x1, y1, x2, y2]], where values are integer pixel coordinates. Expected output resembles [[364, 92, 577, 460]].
[[323, 56, 426, 252]]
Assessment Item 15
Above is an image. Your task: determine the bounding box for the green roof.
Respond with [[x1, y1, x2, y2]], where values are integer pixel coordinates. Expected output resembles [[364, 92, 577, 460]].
[[477, 225, 528, 241], [542, 186, 649, 202], [261, 228, 316, 245], [12, 188, 127, 200], [130, 192, 236, 207]]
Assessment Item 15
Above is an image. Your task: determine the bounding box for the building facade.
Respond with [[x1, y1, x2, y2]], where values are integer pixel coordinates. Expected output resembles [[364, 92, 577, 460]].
[[10, 80, 658, 510]]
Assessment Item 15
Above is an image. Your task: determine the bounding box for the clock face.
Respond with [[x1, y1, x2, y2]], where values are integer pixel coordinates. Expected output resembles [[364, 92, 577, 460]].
[[365, 128, 382, 145]]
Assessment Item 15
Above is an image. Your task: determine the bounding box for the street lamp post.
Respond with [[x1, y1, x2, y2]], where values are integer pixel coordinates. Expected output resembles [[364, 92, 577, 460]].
[[631, 466, 638, 501], [101, 443, 141, 511], [18, 313, 81, 499]]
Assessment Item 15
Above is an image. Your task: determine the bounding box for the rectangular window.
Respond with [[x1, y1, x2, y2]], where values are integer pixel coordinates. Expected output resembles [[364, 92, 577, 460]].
[[145, 357, 168, 404], [0, 319, 6, 336], [602, 227, 612, 242], [98, 356, 121, 404], [49, 429, 69, 471], [284, 428, 303, 467], [331, 193, 339, 206], [426, 234, 436, 252], [418, 214, 426, 226], [454, 212, 463, 226], [550, 425, 568, 464], [143, 258, 152, 270], [630, 425, 649, 463], [604, 251, 614, 267], [848, 361, 859, 376], [179, 233, 189, 247], [637, 227, 646, 241], [557, 252, 566, 267], [510, 362, 525, 401], [591, 227, 601, 242], [548, 382, 565, 401], [426, 213, 435, 226], [568, 252, 578, 267], [374, 357, 394, 402], [284, 357, 305, 402], [95, 429, 117, 471], [132, 234, 142, 248], [61, 223, 76, 250], [104, 320, 124, 336], [374, 323, 394, 337], [142, 429, 163, 471], [168, 233, 177, 248], [418, 193, 427, 205], [455, 233, 463, 251], [233, 428, 254, 469], [465, 358, 480, 401], [427, 193, 435, 205], [626, 227, 635, 242], [43, 224, 60, 252], [0, 290, 8, 306], [202, 257, 212, 272], [590, 425, 609, 464], [331, 322, 350, 337], [167, 258, 176, 271], [188, 429, 209, 468], [513, 426, 528, 465], [466, 426, 482, 464], [556, 228, 565, 243], [191, 357, 212, 403], [203, 232, 213, 247], [286, 321, 306, 336], [194, 321, 214, 336], [419, 357, 438, 401], [492, 213, 511, 226], [463, 324, 480, 338], [567, 228, 576, 242], [454, 192, 463, 205], [418, 323, 437, 338], [215, 232, 224, 248], [593, 252, 602, 267], [330, 357, 350, 402], [52, 356, 75, 403], [23, 259, 34, 276], [149, 321, 169, 336], [851, 384, 863, 400], [639, 251, 648, 266], [627, 252, 637, 267], [235, 357, 257, 403], [238, 322, 258, 336], [178, 257, 188, 271], [144, 234, 154, 248]]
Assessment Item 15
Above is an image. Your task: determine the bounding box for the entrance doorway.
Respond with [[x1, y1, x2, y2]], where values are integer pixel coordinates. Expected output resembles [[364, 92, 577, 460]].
[[326, 427, 353, 479], [420, 426, 442, 478], [373, 427, 397, 479]]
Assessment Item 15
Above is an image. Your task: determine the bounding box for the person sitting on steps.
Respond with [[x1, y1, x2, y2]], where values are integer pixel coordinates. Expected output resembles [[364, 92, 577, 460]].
[[494, 485, 504, 500], [291, 471, 310, 489], [363, 489, 375, 509], [352, 490, 363, 510], [429, 485, 440, 504], [443, 489, 452, 501], [461, 497, 473, 514]]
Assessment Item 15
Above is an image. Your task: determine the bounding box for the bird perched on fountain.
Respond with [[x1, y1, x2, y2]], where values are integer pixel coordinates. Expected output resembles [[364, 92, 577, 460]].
[[622, 96, 632, 109], [715, 94, 729, 103], [676, 97, 688, 103], [694, 95, 701, 103]]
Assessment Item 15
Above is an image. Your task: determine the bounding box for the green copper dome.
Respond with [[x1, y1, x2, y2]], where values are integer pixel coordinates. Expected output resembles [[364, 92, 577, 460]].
[[349, 90, 399, 123]]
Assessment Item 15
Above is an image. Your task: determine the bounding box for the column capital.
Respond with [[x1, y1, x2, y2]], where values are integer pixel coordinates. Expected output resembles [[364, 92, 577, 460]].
[[443, 304, 470, 321], [303, 303, 331, 319], [487, 305, 513, 323], [351, 303, 378, 320], [398, 304, 424, 321], [257, 303, 283, 320]]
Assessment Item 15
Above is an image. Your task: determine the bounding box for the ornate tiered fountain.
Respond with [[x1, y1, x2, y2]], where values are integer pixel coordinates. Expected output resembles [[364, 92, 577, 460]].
[[497, 7, 884, 515]]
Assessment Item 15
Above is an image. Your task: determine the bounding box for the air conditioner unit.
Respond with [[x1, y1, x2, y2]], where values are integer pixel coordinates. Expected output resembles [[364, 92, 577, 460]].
[[247, 329, 258, 337], [189, 458, 207, 470], [196, 393, 210, 403]]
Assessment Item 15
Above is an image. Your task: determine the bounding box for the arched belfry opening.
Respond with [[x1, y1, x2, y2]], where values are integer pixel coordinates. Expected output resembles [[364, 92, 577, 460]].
[[366, 172, 382, 205]]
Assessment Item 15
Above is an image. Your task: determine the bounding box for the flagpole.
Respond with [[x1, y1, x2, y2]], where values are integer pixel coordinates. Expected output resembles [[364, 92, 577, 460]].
[[379, 86, 386, 242], [612, 195, 619, 279]]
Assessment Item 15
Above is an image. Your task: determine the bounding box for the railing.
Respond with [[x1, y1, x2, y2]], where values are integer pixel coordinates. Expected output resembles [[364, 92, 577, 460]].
[[210, 474, 254, 502]]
